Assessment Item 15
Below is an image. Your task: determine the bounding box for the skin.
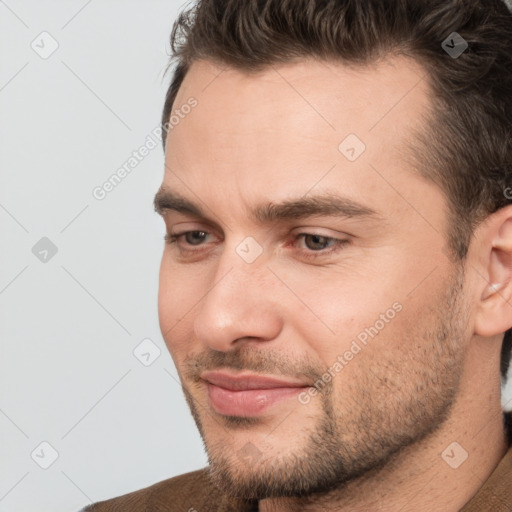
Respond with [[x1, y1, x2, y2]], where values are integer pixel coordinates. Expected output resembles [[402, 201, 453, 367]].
[[155, 56, 511, 511]]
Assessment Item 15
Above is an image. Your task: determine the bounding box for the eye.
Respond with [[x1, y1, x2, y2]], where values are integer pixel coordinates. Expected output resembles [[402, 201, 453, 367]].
[[300, 234, 337, 251], [164, 230, 212, 247], [292, 233, 350, 261], [182, 231, 208, 246], [164, 229, 350, 262]]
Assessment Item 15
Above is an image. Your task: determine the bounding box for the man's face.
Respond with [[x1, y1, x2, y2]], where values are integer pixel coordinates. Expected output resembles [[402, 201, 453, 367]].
[[156, 57, 472, 499]]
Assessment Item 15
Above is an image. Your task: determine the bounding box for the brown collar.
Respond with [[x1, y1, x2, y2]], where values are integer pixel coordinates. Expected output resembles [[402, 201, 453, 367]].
[[460, 411, 512, 511]]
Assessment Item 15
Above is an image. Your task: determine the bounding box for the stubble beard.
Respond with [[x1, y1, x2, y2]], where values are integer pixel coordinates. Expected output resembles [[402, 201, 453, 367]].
[[180, 265, 468, 502]]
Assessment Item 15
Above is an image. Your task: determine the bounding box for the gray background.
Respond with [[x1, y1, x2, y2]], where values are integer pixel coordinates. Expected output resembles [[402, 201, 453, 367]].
[[1, 1, 511, 511], [1, 2, 207, 511]]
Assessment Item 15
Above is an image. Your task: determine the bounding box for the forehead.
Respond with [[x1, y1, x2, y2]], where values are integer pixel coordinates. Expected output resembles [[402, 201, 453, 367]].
[[163, 56, 437, 224], [170, 55, 430, 140]]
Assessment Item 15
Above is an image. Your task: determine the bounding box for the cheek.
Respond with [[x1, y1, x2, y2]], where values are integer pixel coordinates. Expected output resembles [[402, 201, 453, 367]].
[[158, 259, 194, 348], [158, 256, 216, 356], [277, 266, 404, 358]]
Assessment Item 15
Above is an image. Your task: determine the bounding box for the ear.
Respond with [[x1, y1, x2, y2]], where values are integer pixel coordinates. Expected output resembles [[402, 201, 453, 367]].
[[474, 205, 512, 337]]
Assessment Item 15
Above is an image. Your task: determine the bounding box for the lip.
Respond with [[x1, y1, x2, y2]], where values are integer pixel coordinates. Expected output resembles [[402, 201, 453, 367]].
[[200, 370, 311, 390], [201, 371, 311, 417]]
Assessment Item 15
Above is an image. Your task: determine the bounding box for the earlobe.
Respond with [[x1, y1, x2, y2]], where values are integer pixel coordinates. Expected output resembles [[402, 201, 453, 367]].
[[474, 211, 512, 337], [481, 282, 504, 301], [480, 246, 510, 301]]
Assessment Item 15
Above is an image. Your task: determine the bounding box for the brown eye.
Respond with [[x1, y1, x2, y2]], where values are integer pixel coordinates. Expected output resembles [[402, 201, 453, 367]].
[[184, 231, 208, 245], [303, 234, 335, 251]]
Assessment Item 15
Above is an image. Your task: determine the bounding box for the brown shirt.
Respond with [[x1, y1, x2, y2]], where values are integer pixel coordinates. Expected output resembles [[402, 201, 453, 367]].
[[81, 412, 512, 512]]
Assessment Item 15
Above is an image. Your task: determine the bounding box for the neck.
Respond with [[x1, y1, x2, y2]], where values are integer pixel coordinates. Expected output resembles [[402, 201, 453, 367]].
[[259, 344, 508, 512]]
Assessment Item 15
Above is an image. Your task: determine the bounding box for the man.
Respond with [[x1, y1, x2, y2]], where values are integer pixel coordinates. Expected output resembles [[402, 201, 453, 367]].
[[82, 0, 512, 510]]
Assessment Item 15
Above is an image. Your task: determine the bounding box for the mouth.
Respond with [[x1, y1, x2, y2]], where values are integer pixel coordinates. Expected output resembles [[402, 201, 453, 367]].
[[200, 370, 312, 417]]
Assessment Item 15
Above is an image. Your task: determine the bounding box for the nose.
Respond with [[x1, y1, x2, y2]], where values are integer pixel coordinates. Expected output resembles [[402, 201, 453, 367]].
[[193, 256, 284, 351]]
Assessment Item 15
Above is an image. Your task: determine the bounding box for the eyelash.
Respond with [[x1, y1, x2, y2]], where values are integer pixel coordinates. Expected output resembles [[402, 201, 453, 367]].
[[164, 231, 350, 261]]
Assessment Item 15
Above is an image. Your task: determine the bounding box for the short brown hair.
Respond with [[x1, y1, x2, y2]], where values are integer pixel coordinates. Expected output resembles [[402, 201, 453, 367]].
[[160, 0, 512, 379]]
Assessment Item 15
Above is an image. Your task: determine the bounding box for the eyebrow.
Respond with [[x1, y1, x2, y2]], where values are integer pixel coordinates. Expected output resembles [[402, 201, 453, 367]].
[[153, 187, 382, 223]]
